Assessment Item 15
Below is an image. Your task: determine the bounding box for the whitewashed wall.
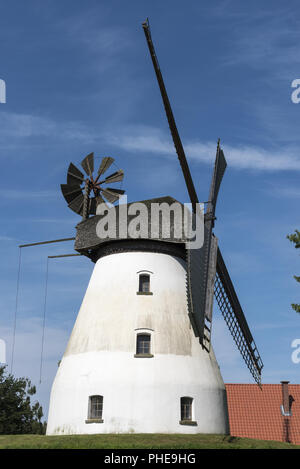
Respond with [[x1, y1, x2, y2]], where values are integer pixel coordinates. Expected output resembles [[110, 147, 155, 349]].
[[47, 250, 229, 435]]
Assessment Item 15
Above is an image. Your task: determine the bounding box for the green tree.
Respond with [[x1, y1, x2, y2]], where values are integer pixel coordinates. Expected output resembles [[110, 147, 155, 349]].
[[0, 366, 46, 434], [287, 229, 300, 314]]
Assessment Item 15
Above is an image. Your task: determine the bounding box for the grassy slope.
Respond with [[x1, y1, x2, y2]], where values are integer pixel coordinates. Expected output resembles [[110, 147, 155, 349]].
[[0, 433, 299, 449]]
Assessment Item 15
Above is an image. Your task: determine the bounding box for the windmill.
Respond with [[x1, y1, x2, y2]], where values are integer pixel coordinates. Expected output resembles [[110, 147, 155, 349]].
[[45, 21, 263, 435]]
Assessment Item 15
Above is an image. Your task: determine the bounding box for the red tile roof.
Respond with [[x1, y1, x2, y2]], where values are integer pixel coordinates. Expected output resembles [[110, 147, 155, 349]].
[[225, 383, 300, 445]]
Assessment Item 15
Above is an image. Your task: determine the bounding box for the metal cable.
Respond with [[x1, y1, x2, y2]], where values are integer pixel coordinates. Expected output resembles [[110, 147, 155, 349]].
[[10, 247, 22, 374], [39, 257, 49, 384]]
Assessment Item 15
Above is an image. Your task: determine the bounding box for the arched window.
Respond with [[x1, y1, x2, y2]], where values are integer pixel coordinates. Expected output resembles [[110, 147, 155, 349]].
[[86, 395, 104, 423], [136, 271, 153, 295]]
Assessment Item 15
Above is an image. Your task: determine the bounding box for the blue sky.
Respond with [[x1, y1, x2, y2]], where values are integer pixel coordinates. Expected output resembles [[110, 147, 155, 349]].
[[0, 0, 300, 420]]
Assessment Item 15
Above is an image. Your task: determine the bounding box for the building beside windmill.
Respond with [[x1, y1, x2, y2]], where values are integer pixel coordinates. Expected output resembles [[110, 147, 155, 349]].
[[47, 21, 263, 435], [226, 381, 300, 445]]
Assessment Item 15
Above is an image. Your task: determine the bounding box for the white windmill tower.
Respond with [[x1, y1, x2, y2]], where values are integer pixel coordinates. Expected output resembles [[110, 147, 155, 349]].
[[46, 21, 263, 435]]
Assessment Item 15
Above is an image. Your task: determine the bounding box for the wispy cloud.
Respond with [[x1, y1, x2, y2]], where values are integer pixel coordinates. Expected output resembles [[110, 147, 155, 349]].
[[188, 142, 300, 171], [59, 10, 133, 75], [219, 7, 300, 80], [263, 184, 300, 199], [0, 235, 15, 242], [0, 188, 58, 200], [105, 125, 300, 172], [0, 111, 96, 143], [2, 110, 300, 172]]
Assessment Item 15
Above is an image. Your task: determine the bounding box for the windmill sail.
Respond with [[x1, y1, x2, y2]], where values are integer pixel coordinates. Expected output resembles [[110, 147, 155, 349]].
[[97, 156, 114, 177], [186, 230, 208, 341], [61, 155, 125, 217], [67, 163, 84, 186], [81, 152, 94, 177], [215, 248, 263, 384], [206, 145, 227, 223], [203, 233, 218, 349], [186, 143, 226, 349], [142, 19, 199, 210], [201, 144, 227, 349], [142, 19, 263, 384]]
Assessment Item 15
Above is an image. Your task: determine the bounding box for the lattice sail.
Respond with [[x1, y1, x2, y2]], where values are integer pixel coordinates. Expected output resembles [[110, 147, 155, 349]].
[[214, 249, 263, 385]]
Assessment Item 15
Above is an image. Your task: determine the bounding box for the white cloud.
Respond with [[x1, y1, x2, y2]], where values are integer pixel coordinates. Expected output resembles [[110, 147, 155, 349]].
[[219, 7, 300, 79], [0, 189, 58, 200], [1, 112, 55, 138], [188, 142, 300, 171], [0, 235, 15, 241], [264, 184, 300, 199], [106, 125, 174, 156], [106, 125, 300, 172], [2, 109, 300, 172], [0, 111, 96, 143], [59, 11, 133, 75]]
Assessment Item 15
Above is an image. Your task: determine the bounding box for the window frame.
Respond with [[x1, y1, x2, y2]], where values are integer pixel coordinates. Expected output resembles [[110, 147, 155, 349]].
[[85, 395, 104, 424], [134, 330, 154, 358], [136, 271, 153, 295], [179, 396, 197, 426]]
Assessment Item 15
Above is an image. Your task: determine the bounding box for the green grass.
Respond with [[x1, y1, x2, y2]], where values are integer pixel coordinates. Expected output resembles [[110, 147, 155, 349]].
[[0, 433, 299, 449]]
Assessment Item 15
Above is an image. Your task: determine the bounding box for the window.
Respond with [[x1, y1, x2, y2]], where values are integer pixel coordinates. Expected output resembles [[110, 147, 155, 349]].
[[181, 397, 192, 421], [86, 395, 103, 423], [139, 274, 150, 293], [135, 333, 153, 357], [137, 334, 151, 354], [137, 272, 153, 295], [180, 397, 197, 426]]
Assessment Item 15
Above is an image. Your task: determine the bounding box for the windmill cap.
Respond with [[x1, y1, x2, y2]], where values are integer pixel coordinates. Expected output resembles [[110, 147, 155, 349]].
[[74, 195, 204, 256]]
